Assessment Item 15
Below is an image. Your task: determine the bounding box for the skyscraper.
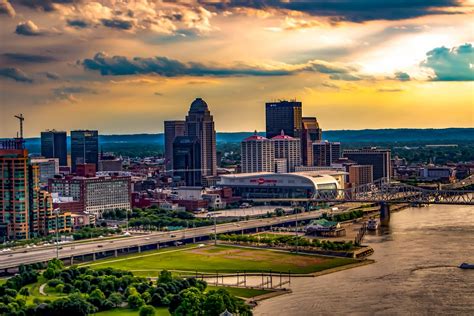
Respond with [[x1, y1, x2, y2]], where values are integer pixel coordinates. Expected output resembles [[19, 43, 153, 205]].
[[301, 117, 322, 166], [173, 136, 202, 186], [1, 139, 71, 240], [41, 130, 67, 166], [164, 120, 185, 171], [185, 98, 217, 177], [271, 131, 301, 172], [343, 148, 391, 181], [241, 132, 274, 173], [313, 141, 341, 167], [265, 100, 302, 139], [71, 130, 99, 172]]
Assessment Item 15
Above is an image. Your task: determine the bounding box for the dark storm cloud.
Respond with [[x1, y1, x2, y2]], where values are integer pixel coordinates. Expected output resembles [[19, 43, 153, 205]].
[[421, 43, 474, 81], [101, 18, 133, 30], [0, 67, 33, 83], [2, 52, 56, 63], [394, 71, 411, 81], [13, 0, 76, 12], [82, 52, 293, 77], [0, 0, 15, 16], [201, 0, 463, 22], [67, 19, 89, 28], [15, 20, 41, 36]]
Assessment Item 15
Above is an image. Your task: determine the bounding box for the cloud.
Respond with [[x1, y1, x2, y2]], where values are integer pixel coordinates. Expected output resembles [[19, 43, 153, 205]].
[[2, 52, 56, 63], [101, 18, 133, 30], [67, 19, 89, 28], [0, 67, 33, 83], [0, 0, 15, 17], [82, 52, 293, 77], [394, 71, 411, 81], [52, 85, 98, 103], [45, 72, 60, 80], [201, 0, 464, 23], [13, 0, 77, 12], [377, 88, 404, 92], [15, 20, 41, 36], [421, 43, 474, 81], [81, 52, 364, 81]]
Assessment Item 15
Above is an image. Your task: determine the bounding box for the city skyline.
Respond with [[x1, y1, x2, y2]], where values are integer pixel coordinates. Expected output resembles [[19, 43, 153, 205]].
[[0, 1, 473, 137]]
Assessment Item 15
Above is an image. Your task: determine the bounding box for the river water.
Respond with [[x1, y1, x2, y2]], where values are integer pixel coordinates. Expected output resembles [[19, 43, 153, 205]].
[[254, 205, 474, 315]]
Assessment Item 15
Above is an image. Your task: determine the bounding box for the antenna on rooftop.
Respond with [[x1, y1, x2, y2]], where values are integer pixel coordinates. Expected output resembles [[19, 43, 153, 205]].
[[14, 114, 25, 138]]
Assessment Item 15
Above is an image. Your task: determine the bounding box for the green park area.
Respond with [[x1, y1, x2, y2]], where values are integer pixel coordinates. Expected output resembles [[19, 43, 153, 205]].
[[96, 307, 170, 316], [85, 244, 356, 276]]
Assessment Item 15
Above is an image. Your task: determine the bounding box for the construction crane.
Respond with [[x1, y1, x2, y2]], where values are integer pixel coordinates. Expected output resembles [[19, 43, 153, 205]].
[[14, 114, 24, 138]]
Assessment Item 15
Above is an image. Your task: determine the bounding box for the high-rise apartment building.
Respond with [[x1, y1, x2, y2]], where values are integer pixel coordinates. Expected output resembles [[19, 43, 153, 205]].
[[173, 136, 202, 186], [49, 175, 131, 218], [313, 141, 341, 167], [241, 132, 275, 173], [271, 131, 301, 172], [41, 130, 67, 166], [1, 139, 71, 240], [71, 130, 99, 172], [164, 120, 186, 172], [349, 165, 374, 186], [301, 117, 322, 166], [343, 148, 391, 181], [185, 98, 217, 177], [265, 100, 302, 139], [30, 158, 59, 186]]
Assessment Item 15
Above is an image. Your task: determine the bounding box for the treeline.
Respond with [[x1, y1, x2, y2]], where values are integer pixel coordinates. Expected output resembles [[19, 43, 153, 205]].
[[103, 206, 214, 230], [328, 210, 364, 222], [0, 260, 251, 315], [218, 234, 354, 251]]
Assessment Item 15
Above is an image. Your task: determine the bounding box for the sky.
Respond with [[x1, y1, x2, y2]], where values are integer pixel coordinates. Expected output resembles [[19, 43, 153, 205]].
[[0, 0, 473, 137]]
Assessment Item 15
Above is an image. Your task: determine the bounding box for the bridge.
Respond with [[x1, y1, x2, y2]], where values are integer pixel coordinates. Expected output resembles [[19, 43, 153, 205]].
[[247, 178, 474, 205]]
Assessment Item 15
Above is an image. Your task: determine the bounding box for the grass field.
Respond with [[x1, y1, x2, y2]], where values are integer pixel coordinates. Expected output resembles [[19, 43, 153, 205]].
[[86, 244, 356, 274], [96, 307, 170, 316]]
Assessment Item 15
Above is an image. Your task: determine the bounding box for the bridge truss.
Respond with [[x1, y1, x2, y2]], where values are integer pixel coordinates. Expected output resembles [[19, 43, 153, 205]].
[[313, 179, 474, 205]]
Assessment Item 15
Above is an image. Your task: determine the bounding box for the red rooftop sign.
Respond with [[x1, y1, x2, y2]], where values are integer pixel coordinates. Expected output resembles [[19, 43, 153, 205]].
[[250, 178, 278, 185]]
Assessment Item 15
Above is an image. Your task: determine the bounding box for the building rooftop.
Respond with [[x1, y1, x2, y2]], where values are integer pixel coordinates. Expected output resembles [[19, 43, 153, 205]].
[[271, 130, 295, 140], [189, 97, 209, 112], [243, 131, 268, 141]]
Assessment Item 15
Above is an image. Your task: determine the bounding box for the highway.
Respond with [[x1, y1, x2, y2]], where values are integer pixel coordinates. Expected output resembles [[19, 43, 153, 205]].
[[0, 210, 325, 270]]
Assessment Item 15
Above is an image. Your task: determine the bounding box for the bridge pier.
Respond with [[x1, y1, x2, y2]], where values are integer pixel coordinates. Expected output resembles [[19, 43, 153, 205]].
[[114, 249, 118, 257], [380, 202, 390, 226], [70, 256, 74, 265]]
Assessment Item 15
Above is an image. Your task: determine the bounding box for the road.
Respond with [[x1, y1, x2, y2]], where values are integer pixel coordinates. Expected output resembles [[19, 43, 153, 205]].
[[0, 210, 325, 270]]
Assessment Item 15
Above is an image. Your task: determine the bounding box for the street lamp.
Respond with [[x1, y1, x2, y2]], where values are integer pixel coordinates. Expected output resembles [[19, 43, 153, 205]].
[[53, 208, 61, 259], [207, 212, 222, 246]]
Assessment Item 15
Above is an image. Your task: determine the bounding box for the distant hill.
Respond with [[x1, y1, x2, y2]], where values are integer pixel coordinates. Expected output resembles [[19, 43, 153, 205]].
[[9, 128, 474, 154]]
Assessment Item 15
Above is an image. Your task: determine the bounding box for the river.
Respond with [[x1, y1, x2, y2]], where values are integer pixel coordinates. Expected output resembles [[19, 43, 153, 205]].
[[254, 205, 474, 315]]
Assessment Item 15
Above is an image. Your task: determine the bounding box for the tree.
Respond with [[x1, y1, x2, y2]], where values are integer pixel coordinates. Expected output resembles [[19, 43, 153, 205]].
[[202, 292, 225, 316], [19, 287, 29, 299], [108, 292, 123, 308], [88, 288, 106, 309], [173, 288, 204, 315], [158, 270, 173, 284], [139, 305, 156, 316], [128, 294, 145, 310]]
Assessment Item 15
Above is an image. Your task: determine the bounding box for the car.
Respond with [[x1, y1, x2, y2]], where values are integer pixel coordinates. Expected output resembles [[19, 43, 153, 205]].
[[97, 245, 103, 248], [145, 237, 150, 240], [170, 234, 176, 238]]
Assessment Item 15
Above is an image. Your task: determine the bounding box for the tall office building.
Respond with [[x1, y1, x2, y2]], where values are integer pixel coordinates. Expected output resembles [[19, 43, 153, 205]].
[[185, 98, 217, 177], [241, 132, 275, 173], [71, 130, 99, 172], [343, 148, 391, 181], [164, 120, 186, 171], [30, 158, 59, 186], [349, 165, 374, 186], [265, 100, 302, 139], [173, 136, 202, 186], [271, 131, 301, 172], [313, 141, 341, 167], [1, 139, 71, 240], [41, 130, 67, 166], [301, 117, 322, 166]]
